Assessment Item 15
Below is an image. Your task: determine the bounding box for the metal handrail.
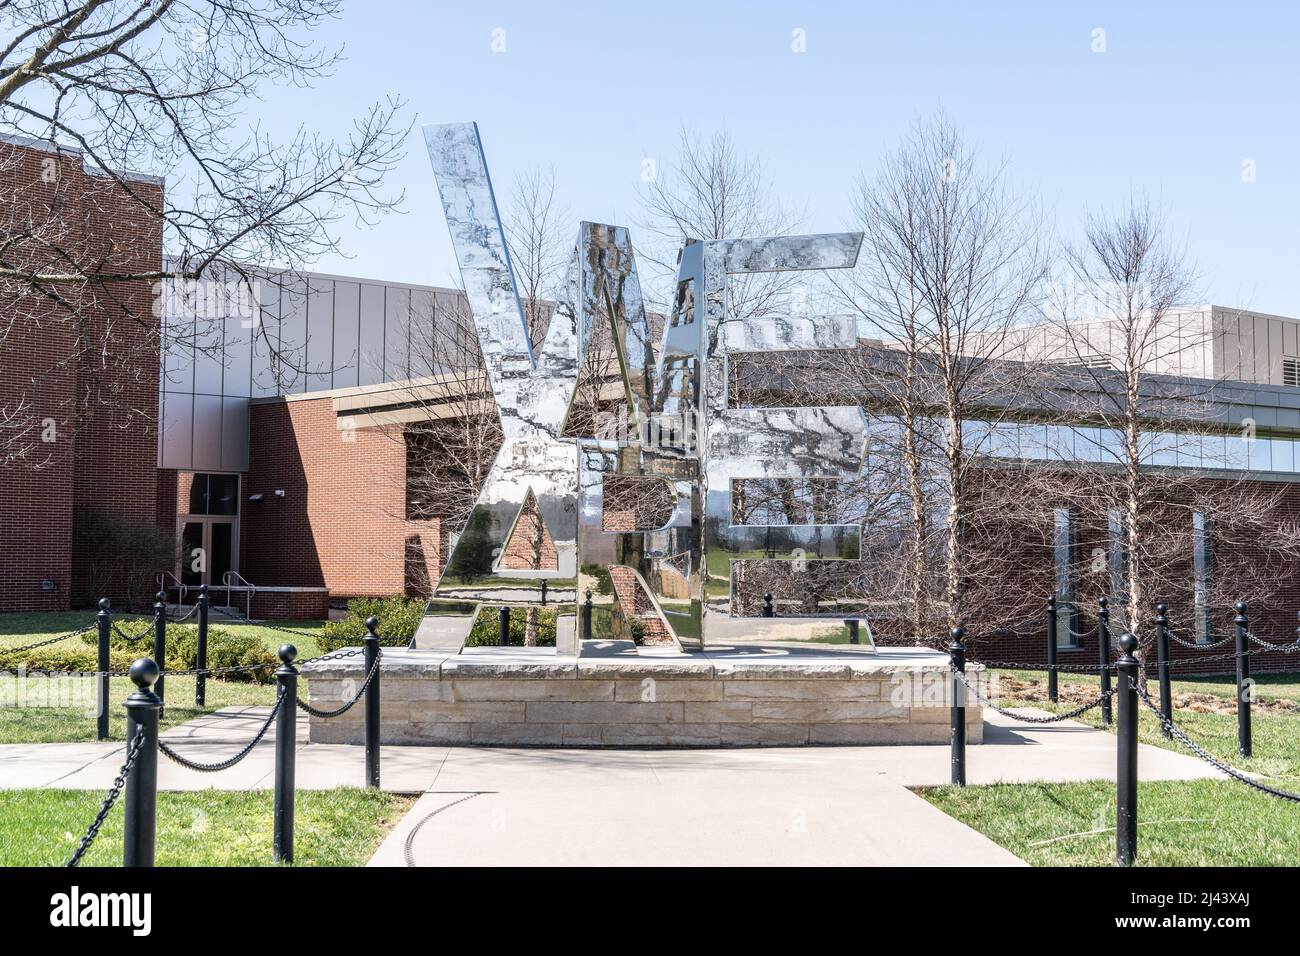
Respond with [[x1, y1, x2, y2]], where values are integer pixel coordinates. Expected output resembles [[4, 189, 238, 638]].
[[157, 569, 188, 606], [221, 570, 257, 619]]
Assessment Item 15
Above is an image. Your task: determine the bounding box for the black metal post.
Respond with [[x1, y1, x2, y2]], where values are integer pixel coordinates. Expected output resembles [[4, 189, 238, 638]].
[[582, 590, 593, 641], [847, 620, 860, 645], [123, 658, 161, 867], [1046, 595, 1059, 703], [96, 598, 111, 741], [498, 606, 511, 646], [152, 591, 167, 719], [195, 584, 209, 707], [1098, 596, 1112, 726], [364, 616, 381, 789], [273, 645, 297, 864], [949, 626, 966, 787], [1114, 633, 1139, 867], [1234, 601, 1252, 758], [762, 592, 774, 618], [540, 579, 548, 606], [1154, 602, 1172, 738]]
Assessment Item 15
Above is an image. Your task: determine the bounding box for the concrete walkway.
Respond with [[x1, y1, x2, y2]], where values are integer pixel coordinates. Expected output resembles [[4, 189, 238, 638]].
[[0, 705, 1225, 866]]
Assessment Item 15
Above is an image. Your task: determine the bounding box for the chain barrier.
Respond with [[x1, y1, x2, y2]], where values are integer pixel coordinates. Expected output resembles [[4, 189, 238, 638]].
[[112, 622, 156, 643], [1246, 633, 1300, 653], [64, 728, 145, 867], [0, 622, 97, 658], [295, 649, 382, 718], [1166, 631, 1234, 649], [294, 647, 366, 668], [169, 604, 200, 623], [157, 690, 286, 772], [1169, 649, 1239, 668], [952, 666, 1117, 723], [1133, 679, 1300, 803], [207, 605, 366, 642], [973, 658, 1108, 673]]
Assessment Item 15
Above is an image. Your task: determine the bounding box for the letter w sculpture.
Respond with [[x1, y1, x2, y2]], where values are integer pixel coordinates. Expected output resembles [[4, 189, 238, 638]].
[[418, 123, 870, 655]]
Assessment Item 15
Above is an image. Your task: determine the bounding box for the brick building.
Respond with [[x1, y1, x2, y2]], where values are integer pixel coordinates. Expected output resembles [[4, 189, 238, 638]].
[[0, 135, 163, 612], [3, 133, 1300, 680]]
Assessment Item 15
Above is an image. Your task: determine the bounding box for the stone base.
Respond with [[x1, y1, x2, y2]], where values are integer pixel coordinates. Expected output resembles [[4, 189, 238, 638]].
[[301, 644, 982, 748]]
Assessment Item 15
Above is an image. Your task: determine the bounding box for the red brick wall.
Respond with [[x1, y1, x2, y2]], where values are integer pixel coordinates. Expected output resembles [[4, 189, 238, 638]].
[[239, 397, 440, 601], [0, 139, 162, 612], [951, 473, 1300, 676]]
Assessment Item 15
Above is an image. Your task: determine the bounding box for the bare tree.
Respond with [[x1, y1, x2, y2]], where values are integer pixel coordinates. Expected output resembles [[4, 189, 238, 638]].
[[1022, 198, 1300, 643], [504, 165, 565, 349], [0, 1, 407, 463], [636, 126, 801, 320], [837, 116, 1048, 635]]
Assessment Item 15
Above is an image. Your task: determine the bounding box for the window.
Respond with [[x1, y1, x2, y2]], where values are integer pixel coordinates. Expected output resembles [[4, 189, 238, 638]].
[[187, 473, 239, 515], [1108, 509, 1129, 609], [1053, 508, 1079, 648], [1284, 356, 1300, 387], [1192, 512, 1213, 644]]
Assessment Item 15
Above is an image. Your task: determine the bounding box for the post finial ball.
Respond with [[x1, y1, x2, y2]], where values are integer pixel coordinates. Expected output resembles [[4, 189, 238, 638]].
[[1156, 602, 1167, 614], [1047, 595, 1056, 609], [278, 644, 297, 664], [949, 625, 965, 642], [365, 616, 380, 634], [156, 591, 167, 604], [98, 597, 111, 611], [1099, 595, 1108, 610], [1118, 632, 1138, 656], [129, 657, 159, 688], [1235, 600, 1248, 615]]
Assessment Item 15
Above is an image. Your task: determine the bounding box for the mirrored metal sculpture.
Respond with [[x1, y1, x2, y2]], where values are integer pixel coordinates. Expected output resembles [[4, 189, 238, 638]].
[[417, 123, 580, 651], [421, 122, 870, 653]]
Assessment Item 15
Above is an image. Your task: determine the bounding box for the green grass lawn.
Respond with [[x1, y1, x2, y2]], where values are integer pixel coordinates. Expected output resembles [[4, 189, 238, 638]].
[[924, 778, 1300, 866], [0, 787, 414, 866], [918, 666, 1300, 866], [0, 610, 328, 743]]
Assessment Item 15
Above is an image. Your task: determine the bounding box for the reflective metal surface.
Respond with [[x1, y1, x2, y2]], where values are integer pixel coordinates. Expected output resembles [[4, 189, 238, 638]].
[[420, 123, 581, 651], [422, 121, 868, 652]]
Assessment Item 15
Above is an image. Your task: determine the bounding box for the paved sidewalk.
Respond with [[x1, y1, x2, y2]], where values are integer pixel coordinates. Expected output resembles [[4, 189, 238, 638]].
[[0, 706, 1225, 866]]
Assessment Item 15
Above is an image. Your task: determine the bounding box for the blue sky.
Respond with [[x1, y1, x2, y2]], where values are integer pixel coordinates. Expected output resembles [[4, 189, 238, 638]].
[[260, 1, 1300, 314]]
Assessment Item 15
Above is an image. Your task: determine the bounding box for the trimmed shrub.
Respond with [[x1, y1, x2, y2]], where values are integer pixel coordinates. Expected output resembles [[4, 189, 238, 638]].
[[77, 623, 276, 683], [318, 596, 424, 652], [464, 607, 557, 647], [0, 645, 136, 674]]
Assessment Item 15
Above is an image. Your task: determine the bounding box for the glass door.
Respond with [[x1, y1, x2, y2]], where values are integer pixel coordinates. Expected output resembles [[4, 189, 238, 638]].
[[177, 472, 241, 587], [177, 518, 239, 587]]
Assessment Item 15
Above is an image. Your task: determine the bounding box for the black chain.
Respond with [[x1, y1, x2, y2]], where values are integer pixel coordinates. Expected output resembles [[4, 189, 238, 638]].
[[159, 659, 279, 678], [207, 605, 359, 642], [293, 647, 367, 668], [1246, 633, 1300, 653], [1169, 649, 1240, 668], [951, 667, 1116, 723], [1133, 680, 1300, 803], [65, 728, 146, 867], [112, 622, 156, 643], [157, 691, 286, 772], [975, 659, 1109, 674], [0, 622, 97, 657], [1166, 631, 1234, 649], [295, 650, 382, 718]]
